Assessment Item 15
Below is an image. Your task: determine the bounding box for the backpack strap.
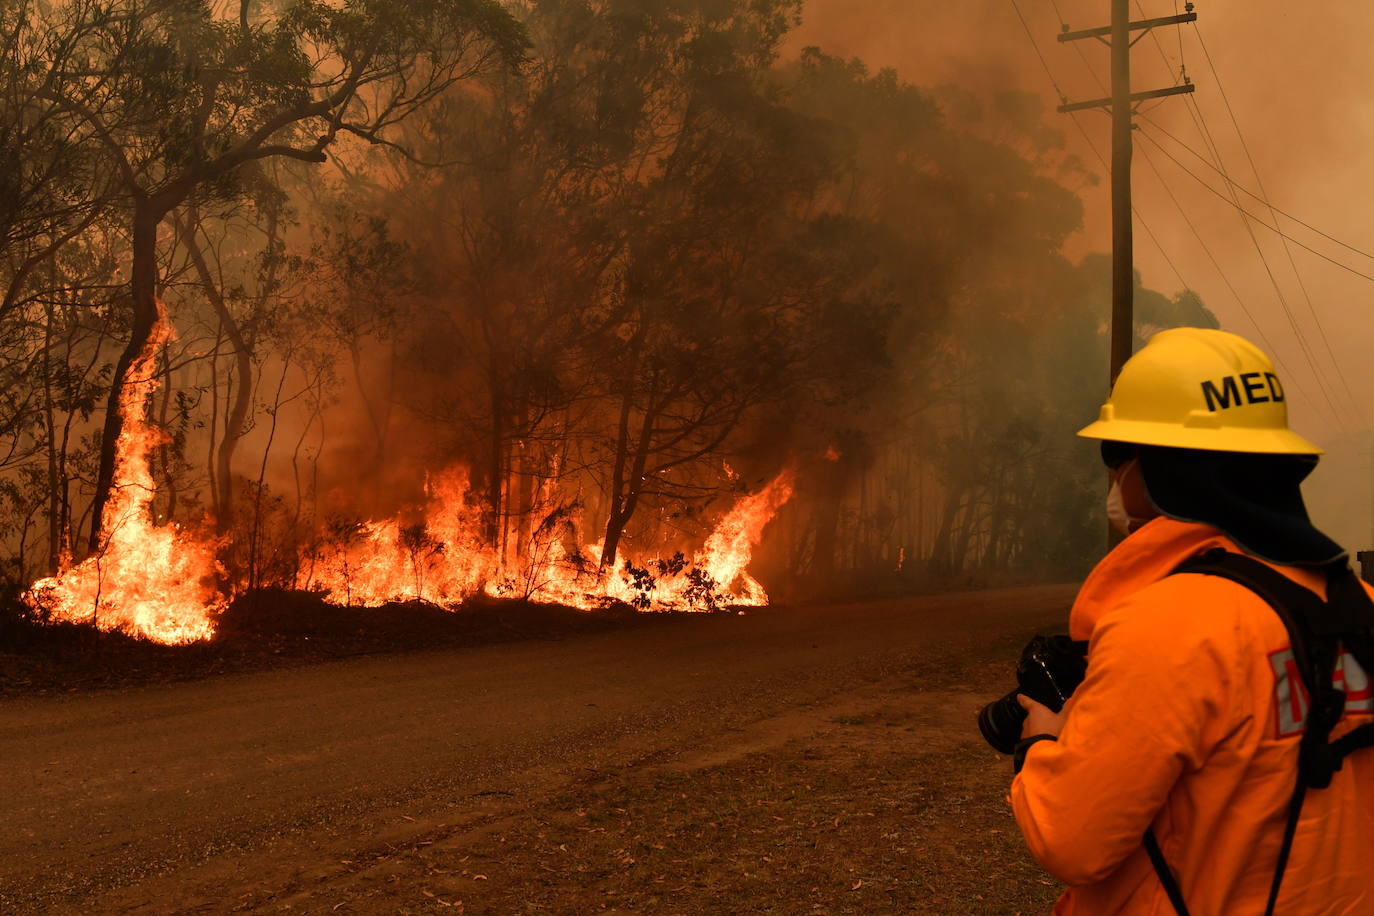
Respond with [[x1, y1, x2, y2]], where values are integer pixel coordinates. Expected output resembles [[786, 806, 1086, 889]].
[[1145, 549, 1371, 916], [1173, 549, 1327, 699], [1144, 828, 1192, 916], [1326, 565, 1374, 685], [1172, 549, 1356, 787], [1321, 566, 1374, 767]]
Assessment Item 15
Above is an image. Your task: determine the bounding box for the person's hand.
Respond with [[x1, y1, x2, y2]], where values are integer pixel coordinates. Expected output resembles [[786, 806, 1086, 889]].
[[1017, 693, 1071, 739]]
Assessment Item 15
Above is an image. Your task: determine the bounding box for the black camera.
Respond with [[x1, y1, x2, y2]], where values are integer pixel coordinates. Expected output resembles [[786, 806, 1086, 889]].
[[978, 634, 1089, 755]]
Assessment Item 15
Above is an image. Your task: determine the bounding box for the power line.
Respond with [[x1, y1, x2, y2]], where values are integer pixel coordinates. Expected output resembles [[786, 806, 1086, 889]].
[[1123, 12, 1323, 410], [1133, 139, 1320, 407], [1050, 0, 1109, 95], [1139, 113, 1374, 265], [1069, 115, 1192, 292], [1014, 0, 1349, 428], [1008, 0, 1068, 104], [1135, 131, 1374, 286], [1138, 128, 1363, 429], [1131, 34, 1347, 427], [1181, 90, 1227, 203], [1134, 0, 1185, 87], [1060, 5, 1350, 429], [1162, 39, 1344, 431], [1013, 0, 1194, 309], [1195, 22, 1365, 424]]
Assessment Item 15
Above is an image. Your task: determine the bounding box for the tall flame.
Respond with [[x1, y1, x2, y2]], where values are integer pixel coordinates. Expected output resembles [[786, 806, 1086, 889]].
[[26, 307, 223, 644], [696, 468, 796, 605]]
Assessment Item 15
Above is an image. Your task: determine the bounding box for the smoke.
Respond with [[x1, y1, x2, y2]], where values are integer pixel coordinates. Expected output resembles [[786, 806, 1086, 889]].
[[791, 0, 1374, 555]]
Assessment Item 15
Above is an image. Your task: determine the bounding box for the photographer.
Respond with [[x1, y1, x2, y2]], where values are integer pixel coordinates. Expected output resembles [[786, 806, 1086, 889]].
[[1005, 328, 1374, 914]]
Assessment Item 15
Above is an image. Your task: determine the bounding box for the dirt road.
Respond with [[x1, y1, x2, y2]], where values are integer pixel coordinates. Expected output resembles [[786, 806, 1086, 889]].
[[1, 585, 1075, 914]]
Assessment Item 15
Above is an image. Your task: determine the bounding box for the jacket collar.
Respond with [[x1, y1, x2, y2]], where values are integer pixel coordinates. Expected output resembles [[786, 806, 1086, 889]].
[[1069, 517, 1234, 640]]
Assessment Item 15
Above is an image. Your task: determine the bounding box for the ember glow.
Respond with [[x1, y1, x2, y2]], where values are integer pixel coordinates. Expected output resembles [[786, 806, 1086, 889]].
[[26, 307, 224, 644]]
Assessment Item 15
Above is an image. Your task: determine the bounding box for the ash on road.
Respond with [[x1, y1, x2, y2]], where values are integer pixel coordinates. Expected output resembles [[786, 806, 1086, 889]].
[[1, 586, 1074, 914]]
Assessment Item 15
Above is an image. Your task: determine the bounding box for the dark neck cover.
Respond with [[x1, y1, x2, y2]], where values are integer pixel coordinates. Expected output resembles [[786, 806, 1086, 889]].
[[1137, 445, 1346, 567]]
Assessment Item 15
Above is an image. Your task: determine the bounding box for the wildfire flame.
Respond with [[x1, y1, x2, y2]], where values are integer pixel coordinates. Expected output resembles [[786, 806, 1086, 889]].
[[24, 308, 795, 641], [309, 467, 494, 609], [26, 307, 223, 644], [312, 468, 796, 613], [695, 468, 796, 605]]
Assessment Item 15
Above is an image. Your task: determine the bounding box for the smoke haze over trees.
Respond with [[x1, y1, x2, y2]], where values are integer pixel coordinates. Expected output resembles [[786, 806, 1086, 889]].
[[0, 0, 1217, 609]]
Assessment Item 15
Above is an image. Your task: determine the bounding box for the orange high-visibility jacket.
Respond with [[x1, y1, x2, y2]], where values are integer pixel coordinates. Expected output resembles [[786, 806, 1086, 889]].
[[1011, 517, 1374, 915]]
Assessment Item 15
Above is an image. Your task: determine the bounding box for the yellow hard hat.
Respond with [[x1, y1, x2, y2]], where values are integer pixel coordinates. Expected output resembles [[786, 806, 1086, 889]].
[[1077, 327, 1323, 455]]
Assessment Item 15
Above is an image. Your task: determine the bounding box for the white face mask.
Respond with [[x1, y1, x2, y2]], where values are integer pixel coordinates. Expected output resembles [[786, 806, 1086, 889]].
[[1106, 459, 1148, 535]]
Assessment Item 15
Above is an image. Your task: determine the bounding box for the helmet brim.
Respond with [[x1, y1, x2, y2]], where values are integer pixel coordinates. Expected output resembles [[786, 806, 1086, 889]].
[[1076, 419, 1323, 456]]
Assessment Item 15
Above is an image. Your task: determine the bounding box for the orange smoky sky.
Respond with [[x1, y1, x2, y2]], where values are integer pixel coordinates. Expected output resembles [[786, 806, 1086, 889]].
[[790, 0, 1374, 554]]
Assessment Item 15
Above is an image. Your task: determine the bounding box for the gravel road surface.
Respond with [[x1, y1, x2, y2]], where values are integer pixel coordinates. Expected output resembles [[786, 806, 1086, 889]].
[[0, 585, 1074, 913]]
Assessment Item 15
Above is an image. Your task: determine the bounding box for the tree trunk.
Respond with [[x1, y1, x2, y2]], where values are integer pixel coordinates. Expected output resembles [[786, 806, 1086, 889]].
[[207, 317, 222, 517], [181, 217, 253, 532], [950, 487, 980, 576], [56, 312, 93, 563], [89, 200, 162, 552], [600, 378, 635, 573], [485, 368, 505, 546], [42, 300, 61, 574], [600, 377, 657, 575], [248, 359, 290, 590], [927, 482, 964, 575]]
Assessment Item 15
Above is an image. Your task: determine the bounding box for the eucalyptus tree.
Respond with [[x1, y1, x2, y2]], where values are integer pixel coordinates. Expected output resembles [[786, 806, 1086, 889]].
[[377, 0, 896, 571], [16, 0, 527, 550]]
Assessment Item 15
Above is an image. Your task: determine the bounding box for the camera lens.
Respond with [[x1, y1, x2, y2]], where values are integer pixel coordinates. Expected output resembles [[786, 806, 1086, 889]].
[[977, 689, 1028, 755]]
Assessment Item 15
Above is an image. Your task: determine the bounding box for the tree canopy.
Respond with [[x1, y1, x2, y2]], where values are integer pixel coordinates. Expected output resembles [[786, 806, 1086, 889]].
[[0, 0, 1216, 600]]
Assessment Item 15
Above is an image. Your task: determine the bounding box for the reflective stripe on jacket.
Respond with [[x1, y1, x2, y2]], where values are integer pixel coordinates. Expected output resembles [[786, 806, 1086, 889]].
[[1010, 516, 1374, 915]]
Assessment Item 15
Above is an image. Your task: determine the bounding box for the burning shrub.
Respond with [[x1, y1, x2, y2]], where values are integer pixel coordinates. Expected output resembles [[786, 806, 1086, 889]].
[[684, 568, 721, 611], [622, 559, 658, 611]]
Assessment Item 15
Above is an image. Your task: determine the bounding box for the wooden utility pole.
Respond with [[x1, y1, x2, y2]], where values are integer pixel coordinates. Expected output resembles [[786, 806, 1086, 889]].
[[1057, 2, 1197, 384], [1110, 0, 1132, 386]]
